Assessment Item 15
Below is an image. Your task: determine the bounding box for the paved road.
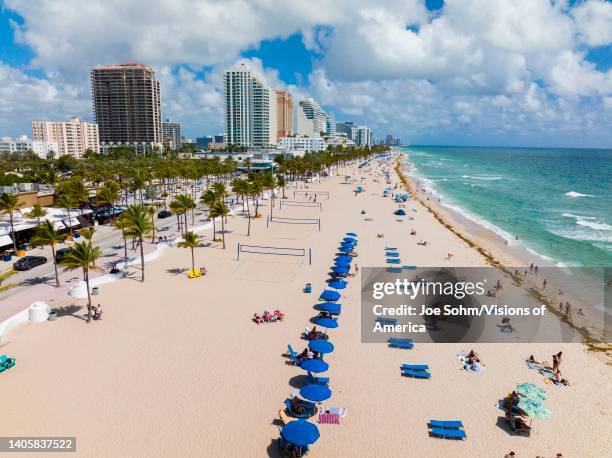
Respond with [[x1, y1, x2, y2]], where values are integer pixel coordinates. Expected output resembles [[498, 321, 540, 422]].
[[0, 212, 189, 301]]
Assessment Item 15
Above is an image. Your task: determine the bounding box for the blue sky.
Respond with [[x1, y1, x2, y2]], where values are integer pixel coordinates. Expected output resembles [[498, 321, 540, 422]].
[[0, 0, 611, 147]]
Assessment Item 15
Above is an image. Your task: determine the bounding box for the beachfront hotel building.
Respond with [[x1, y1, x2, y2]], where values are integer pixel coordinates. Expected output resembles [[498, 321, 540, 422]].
[[355, 125, 372, 147], [90, 61, 163, 153], [224, 63, 277, 148], [278, 135, 326, 153], [32, 117, 99, 158], [336, 121, 357, 140], [162, 118, 182, 150], [275, 90, 293, 140], [297, 98, 327, 137]]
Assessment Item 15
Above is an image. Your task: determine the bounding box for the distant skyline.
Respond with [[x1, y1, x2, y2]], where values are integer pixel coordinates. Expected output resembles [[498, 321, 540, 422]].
[[0, 0, 611, 148]]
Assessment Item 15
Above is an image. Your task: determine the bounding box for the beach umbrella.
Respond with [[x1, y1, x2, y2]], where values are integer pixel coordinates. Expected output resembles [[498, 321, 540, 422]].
[[517, 398, 551, 421], [308, 339, 335, 354], [316, 302, 341, 313], [517, 383, 547, 401], [394, 209, 406, 216], [300, 358, 329, 373], [320, 290, 341, 302], [343, 237, 357, 243], [346, 232, 357, 237], [336, 255, 352, 261], [328, 280, 347, 290], [332, 266, 350, 274], [300, 384, 332, 402], [281, 420, 321, 446], [334, 260, 351, 267], [338, 247, 354, 253], [314, 317, 339, 329]]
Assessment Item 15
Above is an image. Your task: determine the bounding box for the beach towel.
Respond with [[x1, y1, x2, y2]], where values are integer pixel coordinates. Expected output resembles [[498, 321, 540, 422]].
[[464, 362, 485, 373], [319, 413, 340, 425]]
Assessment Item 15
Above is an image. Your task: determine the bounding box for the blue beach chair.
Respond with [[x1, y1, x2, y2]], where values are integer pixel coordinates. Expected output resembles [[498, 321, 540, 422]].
[[386, 267, 403, 273], [429, 420, 463, 429], [387, 338, 414, 349], [430, 427, 467, 440], [401, 364, 429, 371], [402, 369, 431, 379], [287, 345, 301, 366], [0, 355, 15, 370], [386, 259, 401, 264], [376, 317, 398, 325]]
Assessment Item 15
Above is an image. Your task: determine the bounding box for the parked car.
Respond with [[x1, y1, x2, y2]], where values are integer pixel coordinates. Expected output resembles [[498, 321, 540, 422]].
[[54, 248, 72, 263], [157, 210, 172, 218], [13, 256, 48, 271]]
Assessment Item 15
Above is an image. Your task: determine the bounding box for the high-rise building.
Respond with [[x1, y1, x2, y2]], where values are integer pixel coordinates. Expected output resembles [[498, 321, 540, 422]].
[[385, 134, 394, 145], [32, 117, 99, 158], [325, 116, 336, 136], [297, 98, 327, 137], [224, 63, 276, 148], [162, 118, 182, 150], [355, 126, 372, 147], [90, 61, 163, 152], [335, 121, 357, 140], [275, 90, 293, 140]]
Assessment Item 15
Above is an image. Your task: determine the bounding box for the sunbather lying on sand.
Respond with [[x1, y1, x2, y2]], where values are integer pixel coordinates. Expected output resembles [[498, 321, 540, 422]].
[[253, 313, 264, 324]]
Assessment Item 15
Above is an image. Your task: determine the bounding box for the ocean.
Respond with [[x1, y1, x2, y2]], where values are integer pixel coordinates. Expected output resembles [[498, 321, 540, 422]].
[[400, 146, 612, 269]]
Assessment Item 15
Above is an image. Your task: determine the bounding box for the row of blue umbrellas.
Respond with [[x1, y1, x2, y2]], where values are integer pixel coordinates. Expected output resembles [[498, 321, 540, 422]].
[[280, 232, 358, 449]]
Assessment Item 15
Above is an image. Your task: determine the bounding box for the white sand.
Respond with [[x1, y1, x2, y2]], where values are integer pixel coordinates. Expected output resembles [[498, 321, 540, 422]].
[[0, 154, 610, 457]]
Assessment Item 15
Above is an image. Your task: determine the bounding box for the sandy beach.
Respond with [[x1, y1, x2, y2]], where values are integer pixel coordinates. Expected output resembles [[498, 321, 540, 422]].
[[1, 153, 610, 457]]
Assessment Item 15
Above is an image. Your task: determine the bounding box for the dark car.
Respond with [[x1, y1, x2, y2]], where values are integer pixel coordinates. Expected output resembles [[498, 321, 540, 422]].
[[157, 210, 172, 219], [13, 256, 48, 271], [54, 248, 72, 263]]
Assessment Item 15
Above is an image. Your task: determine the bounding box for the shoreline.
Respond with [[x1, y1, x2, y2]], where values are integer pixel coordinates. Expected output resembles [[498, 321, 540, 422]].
[[393, 154, 610, 351]]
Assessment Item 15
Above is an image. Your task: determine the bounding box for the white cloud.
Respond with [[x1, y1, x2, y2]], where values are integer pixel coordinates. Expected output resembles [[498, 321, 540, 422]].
[[573, 0, 612, 47], [1, 0, 611, 146]]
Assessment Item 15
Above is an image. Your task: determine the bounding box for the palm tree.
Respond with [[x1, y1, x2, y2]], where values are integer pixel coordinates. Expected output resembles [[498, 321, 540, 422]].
[[276, 175, 287, 199], [55, 194, 76, 237], [113, 217, 129, 270], [147, 205, 156, 243], [60, 241, 102, 323], [0, 193, 24, 253], [96, 186, 119, 219], [122, 204, 153, 282], [177, 231, 201, 273], [231, 178, 249, 212], [261, 173, 276, 218], [27, 203, 48, 224], [169, 198, 184, 234], [210, 201, 229, 249], [31, 220, 62, 287], [200, 189, 219, 240]]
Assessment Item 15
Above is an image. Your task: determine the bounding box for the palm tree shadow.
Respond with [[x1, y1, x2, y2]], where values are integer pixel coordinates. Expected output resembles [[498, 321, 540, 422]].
[[166, 267, 187, 276], [19, 276, 55, 287], [55, 304, 87, 321]]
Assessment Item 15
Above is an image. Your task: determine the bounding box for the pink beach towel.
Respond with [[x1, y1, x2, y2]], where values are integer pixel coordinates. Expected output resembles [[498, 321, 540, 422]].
[[319, 413, 340, 425]]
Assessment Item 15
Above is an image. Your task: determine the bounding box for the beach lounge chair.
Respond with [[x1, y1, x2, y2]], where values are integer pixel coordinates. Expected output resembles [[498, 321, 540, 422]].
[[388, 340, 414, 349], [401, 369, 431, 379], [376, 317, 397, 325], [384, 247, 398, 250], [430, 427, 466, 440], [401, 364, 429, 371], [386, 267, 403, 273], [386, 259, 401, 264], [429, 420, 463, 429], [402, 265, 417, 270], [284, 399, 316, 419], [306, 374, 329, 385], [287, 345, 301, 366]]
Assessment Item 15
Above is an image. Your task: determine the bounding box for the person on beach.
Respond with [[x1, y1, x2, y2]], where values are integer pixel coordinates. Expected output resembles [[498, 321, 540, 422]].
[[504, 452, 516, 458], [93, 304, 103, 320], [354, 264, 359, 273], [530, 263, 534, 273], [565, 302, 572, 317], [543, 278, 547, 289], [552, 352, 562, 374], [534, 265, 539, 275]]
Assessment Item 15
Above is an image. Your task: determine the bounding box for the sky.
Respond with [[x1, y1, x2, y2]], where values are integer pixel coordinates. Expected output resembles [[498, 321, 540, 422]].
[[0, 0, 611, 148]]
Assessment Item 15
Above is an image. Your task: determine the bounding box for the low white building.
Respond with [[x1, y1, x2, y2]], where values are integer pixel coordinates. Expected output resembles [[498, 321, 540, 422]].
[[325, 134, 355, 148], [0, 136, 59, 158], [278, 135, 326, 153]]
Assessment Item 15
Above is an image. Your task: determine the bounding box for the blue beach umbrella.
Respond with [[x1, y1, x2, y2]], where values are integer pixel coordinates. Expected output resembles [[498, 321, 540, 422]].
[[308, 339, 335, 354], [314, 317, 339, 329], [335, 255, 352, 261], [394, 209, 406, 216], [300, 358, 329, 373], [334, 260, 351, 267], [320, 290, 341, 302], [343, 237, 357, 243], [328, 280, 347, 290], [281, 420, 321, 446], [346, 232, 357, 237], [338, 247, 354, 253], [316, 302, 341, 313], [332, 266, 350, 274], [300, 384, 332, 402]]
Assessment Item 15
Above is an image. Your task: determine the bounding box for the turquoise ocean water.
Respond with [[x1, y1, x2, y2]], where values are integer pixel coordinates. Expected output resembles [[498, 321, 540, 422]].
[[401, 146, 612, 269]]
